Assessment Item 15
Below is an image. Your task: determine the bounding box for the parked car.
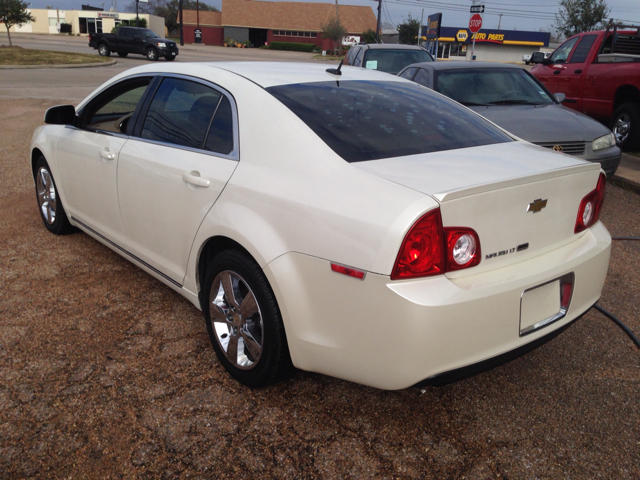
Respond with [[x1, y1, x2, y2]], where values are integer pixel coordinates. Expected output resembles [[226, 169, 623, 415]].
[[399, 61, 621, 177], [88, 26, 179, 61], [523, 53, 532, 64], [344, 43, 434, 74], [530, 24, 640, 150], [31, 62, 610, 390]]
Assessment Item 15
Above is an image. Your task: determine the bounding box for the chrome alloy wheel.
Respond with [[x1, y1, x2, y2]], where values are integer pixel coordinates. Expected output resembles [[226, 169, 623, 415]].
[[613, 112, 631, 144], [36, 167, 57, 225], [209, 270, 263, 370]]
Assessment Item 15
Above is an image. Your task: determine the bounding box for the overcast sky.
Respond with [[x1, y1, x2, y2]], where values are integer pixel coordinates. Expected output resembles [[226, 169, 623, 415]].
[[28, 0, 640, 34]]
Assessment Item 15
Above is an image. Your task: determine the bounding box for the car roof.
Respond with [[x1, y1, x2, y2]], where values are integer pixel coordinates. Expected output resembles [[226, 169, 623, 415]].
[[403, 61, 524, 71], [112, 61, 410, 89], [360, 43, 428, 50]]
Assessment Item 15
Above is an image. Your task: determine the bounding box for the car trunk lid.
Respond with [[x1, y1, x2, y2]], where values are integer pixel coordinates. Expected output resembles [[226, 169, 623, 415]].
[[353, 141, 602, 273]]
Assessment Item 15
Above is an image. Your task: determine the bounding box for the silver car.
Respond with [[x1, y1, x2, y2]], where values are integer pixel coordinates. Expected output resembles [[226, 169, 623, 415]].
[[399, 61, 621, 178]]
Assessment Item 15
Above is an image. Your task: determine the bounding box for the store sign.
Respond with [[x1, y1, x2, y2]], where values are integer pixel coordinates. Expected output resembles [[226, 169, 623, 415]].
[[97, 12, 119, 18], [456, 30, 468, 42], [342, 36, 361, 46], [425, 13, 442, 40]]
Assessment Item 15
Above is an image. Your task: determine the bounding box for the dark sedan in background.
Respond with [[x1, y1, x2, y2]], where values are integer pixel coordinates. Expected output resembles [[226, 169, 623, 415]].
[[399, 61, 621, 177]]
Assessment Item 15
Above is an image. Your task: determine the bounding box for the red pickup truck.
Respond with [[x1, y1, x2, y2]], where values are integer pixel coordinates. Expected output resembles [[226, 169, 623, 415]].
[[530, 24, 640, 151]]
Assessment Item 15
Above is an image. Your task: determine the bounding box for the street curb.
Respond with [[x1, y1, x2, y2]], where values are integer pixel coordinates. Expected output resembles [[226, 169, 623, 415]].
[[610, 175, 640, 195], [0, 59, 117, 69]]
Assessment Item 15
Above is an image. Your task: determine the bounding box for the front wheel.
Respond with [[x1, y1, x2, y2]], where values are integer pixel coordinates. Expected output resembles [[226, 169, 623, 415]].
[[202, 250, 294, 388], [611, 103, 640, 151], [98, 44, 110, 56], [146, 47, 158, 61], [34, 156, 72, 235], [117, 51, 128, 58]]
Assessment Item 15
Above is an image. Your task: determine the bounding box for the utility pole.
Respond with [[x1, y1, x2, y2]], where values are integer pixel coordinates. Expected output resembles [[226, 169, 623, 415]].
[[135, 0, 139, 27], [418, 8, 423, 46], [179, 0, 184, 46], [498, 13, 503, 30], [376, 0, 381, 43]]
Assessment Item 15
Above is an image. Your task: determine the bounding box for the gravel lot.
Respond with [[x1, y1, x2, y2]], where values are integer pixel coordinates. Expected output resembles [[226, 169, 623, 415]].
[[1, 97, 639, 478]]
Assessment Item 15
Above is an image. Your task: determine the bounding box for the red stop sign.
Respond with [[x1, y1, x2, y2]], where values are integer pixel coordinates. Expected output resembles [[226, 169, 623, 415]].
[[469, 13, 483, 33]]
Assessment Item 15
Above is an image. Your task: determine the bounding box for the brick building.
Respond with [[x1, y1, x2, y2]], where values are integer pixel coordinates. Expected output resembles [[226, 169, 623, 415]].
[[180, 0, 377, 50]]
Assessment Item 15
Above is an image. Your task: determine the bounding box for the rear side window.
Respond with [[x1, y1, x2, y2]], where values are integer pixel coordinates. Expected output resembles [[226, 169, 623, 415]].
[[399, 67, 417, 80], [267, 80, 512, 163], [414, 68, 430, 87], [141, 77, 233, 154], [570, 34, 597, 63]]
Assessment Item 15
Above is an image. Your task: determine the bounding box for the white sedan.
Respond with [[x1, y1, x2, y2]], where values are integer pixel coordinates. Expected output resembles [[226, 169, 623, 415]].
[[30, 62, 611, 390]]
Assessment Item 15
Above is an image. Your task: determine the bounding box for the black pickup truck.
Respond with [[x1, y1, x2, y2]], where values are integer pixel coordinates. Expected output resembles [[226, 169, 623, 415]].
[[88, 26, 179, 61]]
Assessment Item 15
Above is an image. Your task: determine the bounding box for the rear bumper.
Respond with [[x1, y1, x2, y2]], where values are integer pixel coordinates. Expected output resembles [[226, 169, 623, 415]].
[[414, 306, 590, 387], [264, 222, 611, 390]]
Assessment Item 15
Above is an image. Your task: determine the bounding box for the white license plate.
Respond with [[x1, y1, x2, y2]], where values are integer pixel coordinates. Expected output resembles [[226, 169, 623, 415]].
[[520, 280, 561, 335]]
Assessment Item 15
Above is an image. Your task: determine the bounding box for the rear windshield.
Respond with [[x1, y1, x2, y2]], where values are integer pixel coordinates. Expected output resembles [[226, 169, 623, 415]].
[[363, 49, 433, 74], [267, 80, 513, 163]]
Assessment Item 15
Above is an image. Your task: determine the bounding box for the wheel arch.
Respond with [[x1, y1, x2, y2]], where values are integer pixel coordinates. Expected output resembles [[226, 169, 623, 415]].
[[613, 85, 640, 112], [196, 235, 258, 311], [31, 147, 44, 177]]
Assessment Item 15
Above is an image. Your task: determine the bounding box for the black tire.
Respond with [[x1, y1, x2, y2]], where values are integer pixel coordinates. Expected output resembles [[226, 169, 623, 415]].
[[164, 55, 176, 61], [146, 47, 158, 61], [117, 51, 128, 58], [610, 103, 640, 151], [98, 44, 110, 57], [33, 156, 72, 235], [202, 250, 294, 388]]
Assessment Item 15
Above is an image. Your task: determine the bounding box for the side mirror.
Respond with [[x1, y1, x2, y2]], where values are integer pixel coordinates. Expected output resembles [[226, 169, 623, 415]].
[[44, 105, 76, 125], [554, 93, 566, 103], [530, 51, 545, 64]]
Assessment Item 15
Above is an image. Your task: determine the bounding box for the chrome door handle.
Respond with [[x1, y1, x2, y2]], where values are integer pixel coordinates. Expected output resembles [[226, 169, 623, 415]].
[[182, 173, 210, 188], [99, 149, 116, 160]]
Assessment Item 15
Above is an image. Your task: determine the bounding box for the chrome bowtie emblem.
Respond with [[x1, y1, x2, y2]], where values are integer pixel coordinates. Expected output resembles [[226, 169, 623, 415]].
[[527, 198, 548, 213], [552, 145, 563, 152]]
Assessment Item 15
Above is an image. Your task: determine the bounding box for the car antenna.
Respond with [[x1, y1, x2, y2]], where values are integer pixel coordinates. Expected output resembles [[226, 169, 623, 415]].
[[326, 59, 343, 76]]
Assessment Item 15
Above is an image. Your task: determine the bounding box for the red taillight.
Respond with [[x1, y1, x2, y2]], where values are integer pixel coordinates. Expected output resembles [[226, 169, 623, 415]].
[[391, 209, 481, 280], [575, 173, 606, 233], [391, 209, 444, 279]]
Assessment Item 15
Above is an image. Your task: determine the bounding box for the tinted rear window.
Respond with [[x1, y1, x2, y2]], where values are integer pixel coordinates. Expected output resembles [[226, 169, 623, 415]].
[[267, 81, 512, 163]]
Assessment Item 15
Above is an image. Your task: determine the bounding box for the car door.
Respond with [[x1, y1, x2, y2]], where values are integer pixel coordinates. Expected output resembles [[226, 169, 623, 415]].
[[532, 36, 581, 94], [56, 76, 154, 245], [555, 34, 598, 110], [117, 75, 239, 285]]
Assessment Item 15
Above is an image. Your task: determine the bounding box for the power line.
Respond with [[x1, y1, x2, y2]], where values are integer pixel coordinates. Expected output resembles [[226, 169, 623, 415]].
[[391, 0, 557, 21]]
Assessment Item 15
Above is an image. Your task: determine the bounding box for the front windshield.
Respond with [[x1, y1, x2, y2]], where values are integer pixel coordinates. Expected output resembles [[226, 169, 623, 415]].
[[434, 68, 556, 106], [142, 29, 159, 39], [363, 49, 433, 74]]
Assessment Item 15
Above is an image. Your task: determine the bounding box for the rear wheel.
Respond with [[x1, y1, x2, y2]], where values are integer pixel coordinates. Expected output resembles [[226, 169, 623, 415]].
[[117, 51, 128, 57], [98, 44, 110, 57], [146, 47, 158, 61], [611, 103, 640, 151], [34, 156, 72, 235], [202, 250, 294, 388]]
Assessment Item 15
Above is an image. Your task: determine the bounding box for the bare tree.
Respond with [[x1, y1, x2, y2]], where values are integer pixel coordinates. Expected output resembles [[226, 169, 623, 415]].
[[555, 0, 610, 38]]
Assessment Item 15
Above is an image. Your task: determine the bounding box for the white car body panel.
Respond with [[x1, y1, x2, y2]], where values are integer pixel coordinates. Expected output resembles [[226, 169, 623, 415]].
[[117, 139, 238, 284], [29, 62, 612, 389]]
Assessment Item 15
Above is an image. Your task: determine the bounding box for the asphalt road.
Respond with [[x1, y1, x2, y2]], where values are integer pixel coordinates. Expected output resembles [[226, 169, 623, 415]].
[[1, 34, 639, 478]]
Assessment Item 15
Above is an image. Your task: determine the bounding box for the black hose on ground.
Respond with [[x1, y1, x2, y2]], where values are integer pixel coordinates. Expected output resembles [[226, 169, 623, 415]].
[[612, 237, 640, 240], [593, 304, 640, 350]]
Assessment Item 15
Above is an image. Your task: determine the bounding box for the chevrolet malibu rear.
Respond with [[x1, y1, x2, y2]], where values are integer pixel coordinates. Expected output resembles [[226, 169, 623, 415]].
[[30, 63, 610, 390]]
